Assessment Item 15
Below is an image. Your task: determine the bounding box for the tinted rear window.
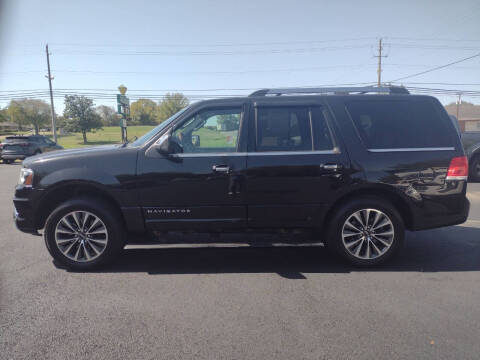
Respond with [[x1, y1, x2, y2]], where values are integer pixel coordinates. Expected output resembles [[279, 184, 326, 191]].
[[346, 100, 454, 149], [256, 106, 312, 152], [5, 137, 29, 143]]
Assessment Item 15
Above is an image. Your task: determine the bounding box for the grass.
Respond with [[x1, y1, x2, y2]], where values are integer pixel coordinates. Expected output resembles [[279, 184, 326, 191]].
[[1, 126, 155, 149], [56, 126, 155, 149]]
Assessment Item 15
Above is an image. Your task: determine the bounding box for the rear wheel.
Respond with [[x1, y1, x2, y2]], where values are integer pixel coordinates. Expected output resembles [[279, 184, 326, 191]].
[[3, 159, 12, 164], [326, 197, 404, 266], [44, 197, 125, 270], [470, 156, 480, 182]]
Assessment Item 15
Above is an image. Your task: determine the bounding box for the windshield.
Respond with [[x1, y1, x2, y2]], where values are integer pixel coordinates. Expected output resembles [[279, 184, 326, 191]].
[[128, 106, 190, 147]]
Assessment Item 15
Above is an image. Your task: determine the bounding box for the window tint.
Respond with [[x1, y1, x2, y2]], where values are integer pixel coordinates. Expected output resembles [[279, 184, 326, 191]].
[[346, 100, 453, 149], [173, 107, 241, 153], [256, 106, 312, 151], [311, 107, 334, 150]]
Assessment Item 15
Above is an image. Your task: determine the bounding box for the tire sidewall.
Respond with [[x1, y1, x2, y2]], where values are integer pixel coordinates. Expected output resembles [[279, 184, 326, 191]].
[[328, 197, 405, 266], [470, 156, 480, 182], [44, 198, 124, 270]]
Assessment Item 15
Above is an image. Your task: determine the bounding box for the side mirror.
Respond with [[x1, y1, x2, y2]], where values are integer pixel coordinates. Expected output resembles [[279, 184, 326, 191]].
[[155, 129, 183, 159], [156, 130, 174, 155]]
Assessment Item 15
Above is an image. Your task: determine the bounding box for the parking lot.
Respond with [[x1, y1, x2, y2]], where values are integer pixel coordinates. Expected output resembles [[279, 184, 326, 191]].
[[1, 162, 480, 360]]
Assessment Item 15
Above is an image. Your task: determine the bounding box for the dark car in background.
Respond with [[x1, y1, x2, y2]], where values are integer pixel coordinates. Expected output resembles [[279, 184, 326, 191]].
[[1, 135, 63, 164], [449, 115, 480, 182], [460, 132, 480, 181]]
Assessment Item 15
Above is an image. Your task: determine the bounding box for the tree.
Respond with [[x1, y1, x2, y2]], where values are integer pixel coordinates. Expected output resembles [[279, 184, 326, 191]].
[[157, 93, 189, 122], [130, 99, 158, 125], [63, 95, 103, 143], [96, 105, 119, 126], [0, 107, 8, 123], [217, 113, 239, 131], [6, 99, 50, 133]]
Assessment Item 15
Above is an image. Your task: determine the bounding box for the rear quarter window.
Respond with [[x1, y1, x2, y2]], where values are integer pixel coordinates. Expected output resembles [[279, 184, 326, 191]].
[[346, 99, 454, 149]]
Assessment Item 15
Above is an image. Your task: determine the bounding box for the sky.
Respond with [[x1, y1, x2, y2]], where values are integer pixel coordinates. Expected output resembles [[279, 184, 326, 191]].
[[1, 0, 480, 112]]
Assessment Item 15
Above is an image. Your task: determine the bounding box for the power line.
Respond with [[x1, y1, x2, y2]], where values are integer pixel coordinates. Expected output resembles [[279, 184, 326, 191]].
[[385, 37, 480, 42], [49, 37, 377, 48], [51, 44, 372, 56], [389, 52, 480, 82]]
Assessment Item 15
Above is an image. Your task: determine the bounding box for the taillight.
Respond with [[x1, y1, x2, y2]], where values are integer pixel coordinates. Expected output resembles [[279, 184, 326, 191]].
[[446, 156, 469, 181]]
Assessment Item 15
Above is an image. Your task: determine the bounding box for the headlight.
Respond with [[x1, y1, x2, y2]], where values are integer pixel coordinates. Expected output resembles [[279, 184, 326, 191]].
[[19, 168, 34, 186]]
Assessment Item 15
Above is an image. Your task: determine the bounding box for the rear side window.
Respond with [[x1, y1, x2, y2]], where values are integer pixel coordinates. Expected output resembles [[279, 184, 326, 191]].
[[346, 100, 453, 149], [255, 106, 334, 152]]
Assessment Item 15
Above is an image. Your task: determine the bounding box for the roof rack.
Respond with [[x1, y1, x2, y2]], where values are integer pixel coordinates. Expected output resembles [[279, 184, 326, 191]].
[[249, 86, 409, 97]]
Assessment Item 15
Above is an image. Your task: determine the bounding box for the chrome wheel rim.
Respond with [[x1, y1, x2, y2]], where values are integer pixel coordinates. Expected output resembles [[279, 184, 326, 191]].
[[341, 208, 394, 260], [55, 211, 108, 262]]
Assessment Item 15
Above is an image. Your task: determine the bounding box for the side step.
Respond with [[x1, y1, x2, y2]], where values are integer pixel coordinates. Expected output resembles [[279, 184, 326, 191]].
[[124, 242, 324, 250]]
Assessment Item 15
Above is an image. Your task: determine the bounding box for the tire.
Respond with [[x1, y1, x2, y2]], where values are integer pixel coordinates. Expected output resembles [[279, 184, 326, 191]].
[[326, 196, 404, 267], [44, 197, 125, 270], [470, 156, 480, 182], [3, 159, 12, 164]]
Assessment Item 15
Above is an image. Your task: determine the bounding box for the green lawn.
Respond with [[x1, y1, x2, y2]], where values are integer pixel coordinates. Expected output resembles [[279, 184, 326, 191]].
[[55, 126, 155, 149], [1, 126, 155, 149]]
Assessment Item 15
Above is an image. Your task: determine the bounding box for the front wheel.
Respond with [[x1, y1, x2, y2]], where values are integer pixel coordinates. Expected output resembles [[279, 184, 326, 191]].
[[327, 197, 404, 266], [44, 198, 125, 270]]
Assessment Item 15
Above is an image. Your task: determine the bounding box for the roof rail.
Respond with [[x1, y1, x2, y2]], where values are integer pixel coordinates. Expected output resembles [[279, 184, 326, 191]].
[[249, 86, 409, 97]]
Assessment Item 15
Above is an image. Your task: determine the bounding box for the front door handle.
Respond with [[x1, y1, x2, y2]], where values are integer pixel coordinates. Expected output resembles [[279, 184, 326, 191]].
[[321, 163, 343, 171], [212, 165, 230, 173]]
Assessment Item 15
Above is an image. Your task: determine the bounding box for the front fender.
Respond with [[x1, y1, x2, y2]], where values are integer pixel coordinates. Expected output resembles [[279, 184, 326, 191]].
[[38, 167, 121, 188]]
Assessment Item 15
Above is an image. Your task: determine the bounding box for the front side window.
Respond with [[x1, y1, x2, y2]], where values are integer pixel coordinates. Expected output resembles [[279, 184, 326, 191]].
[[172, 107, 242, 153], [346, 100, 454, 149]]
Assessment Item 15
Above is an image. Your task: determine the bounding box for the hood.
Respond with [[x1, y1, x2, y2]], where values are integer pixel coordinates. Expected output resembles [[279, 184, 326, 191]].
[[23, 144, 122, 167]]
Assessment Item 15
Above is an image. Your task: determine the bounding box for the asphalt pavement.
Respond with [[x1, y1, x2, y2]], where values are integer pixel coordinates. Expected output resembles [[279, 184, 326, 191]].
[[1, 163, 480, 360]]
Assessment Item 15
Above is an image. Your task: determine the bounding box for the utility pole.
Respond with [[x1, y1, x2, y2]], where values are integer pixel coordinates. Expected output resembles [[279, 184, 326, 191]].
[[456, 93, 462, 120], [45, 44, 57, 142], [375, 38, 387, 87]]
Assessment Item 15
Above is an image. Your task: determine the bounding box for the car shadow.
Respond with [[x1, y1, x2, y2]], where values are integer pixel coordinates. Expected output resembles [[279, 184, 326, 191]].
[[55, 225, 480, 278]]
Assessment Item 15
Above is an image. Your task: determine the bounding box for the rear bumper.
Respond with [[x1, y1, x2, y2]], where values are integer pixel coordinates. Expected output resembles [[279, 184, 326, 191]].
[[2, 154, 27, 160], [411, 197, 470, 231]]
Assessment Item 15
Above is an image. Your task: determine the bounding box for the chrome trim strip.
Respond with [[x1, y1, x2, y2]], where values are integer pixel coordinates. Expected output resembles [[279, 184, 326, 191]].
[[368, 147, 455, 153], [248, 150, 337, 156], [446, 176, 468, 181], [124, 242, 325, 250], [174, 150, 338, 157], [175, 152, 247, 157]]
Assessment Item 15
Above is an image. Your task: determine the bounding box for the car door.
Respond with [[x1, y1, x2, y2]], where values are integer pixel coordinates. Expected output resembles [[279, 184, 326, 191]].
[[246, 98, 350, 228], [137, 101, 249, 231]]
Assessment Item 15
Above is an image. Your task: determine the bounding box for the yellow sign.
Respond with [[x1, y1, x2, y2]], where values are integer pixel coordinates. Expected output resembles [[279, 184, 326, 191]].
[[118, 84, 127, 95]]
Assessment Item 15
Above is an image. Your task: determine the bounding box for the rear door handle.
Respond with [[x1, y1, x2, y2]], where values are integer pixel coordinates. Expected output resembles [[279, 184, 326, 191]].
[[212, 165, 230, 173], [321, 163, 343, 171]]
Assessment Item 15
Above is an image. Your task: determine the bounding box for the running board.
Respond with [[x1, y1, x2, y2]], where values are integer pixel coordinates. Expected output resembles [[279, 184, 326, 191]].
[[124, 242, 324, 250]]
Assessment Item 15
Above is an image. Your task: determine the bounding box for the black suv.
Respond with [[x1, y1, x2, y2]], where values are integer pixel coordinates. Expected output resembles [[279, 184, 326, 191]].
[[13, 86, 470, 270], [1, 135, 63, 163]]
